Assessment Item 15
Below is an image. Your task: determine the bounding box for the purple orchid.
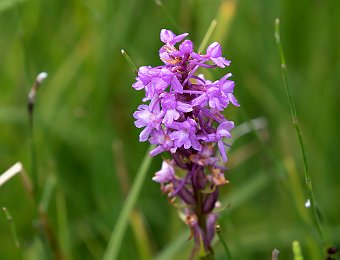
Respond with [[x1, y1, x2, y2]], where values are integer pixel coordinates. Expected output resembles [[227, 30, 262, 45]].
[[132, 29, 239, 258], [152, 160, 175, 183]]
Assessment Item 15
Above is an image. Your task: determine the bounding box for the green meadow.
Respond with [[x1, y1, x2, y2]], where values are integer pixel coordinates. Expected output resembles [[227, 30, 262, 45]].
[[0, 0, 339, 259]]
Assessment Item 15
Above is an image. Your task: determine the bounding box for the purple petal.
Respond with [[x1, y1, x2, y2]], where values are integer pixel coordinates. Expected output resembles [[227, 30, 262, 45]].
[[149, 130, 165, 145], [190, 52, 204, 60], [133, 105, 151, 128], [221, 80, 235, 93], [149, 145, 164, 156], [169, 129, 189, 148], [171, 76, 183, 93], [206, 42, 222, 58], [161, 94, 176, 110], [210, 57, 231, 68], [152, 160, 175, 183], [137, 66, 152, 83], [183, 138, 192, 149], [152, 77, 169, 93], [217, 121, 234, 137], [176, 101, 193, 112], [160, 29, 188, 45], [171, 33, 188, 45], [190, 135, 202, 151], [227, 93, 240, 107], [139, 126, 153, 142], [179, 40, 193, 54], [159, 50, 172, 64], [192, 93, 208, 107], [218, 140, 227, 162], [132, 79, 144, 90], [162, 109, 180, 126], [160, 29, 175, 43]]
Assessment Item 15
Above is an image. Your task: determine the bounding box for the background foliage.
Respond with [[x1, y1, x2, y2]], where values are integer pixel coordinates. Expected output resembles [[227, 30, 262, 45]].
[[0, 0, 339, 259]]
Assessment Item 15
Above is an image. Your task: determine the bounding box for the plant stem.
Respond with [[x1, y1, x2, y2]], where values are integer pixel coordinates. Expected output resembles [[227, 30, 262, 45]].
[[28, 112, 38, 199], [27, 73, 62, 259], [192, 167, 213, 260], [274, 18, 327, 246]]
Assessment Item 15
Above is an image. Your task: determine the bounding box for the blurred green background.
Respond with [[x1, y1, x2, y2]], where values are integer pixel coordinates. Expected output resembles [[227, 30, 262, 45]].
[[0, 0, 339, 259]]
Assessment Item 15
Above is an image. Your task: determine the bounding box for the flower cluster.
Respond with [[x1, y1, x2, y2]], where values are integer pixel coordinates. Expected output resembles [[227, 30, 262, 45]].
[[132, 29, 239, 257]]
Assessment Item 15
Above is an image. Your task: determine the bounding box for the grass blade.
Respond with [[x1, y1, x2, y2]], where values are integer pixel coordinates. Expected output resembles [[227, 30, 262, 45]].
[[274, 18, 327, 247], [2, 207, 21, 249], [216, 225, 232, 259], [103, 145, 154, 260], [198, 19, 218, 53]]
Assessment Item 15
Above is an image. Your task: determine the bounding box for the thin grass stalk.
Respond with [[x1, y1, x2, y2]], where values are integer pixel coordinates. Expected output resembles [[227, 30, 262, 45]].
[[216, 225, 232, 260], [39, 175, 56, 212], [56, 189, 72, 259], [2, 207, 21, 250], [198, 19, 217, 53], [27, 73, 63, 259], [274, 18, 327, 246], [155, 0, 182, 31], [28, 72, 48, 197], [28, 110, 38, 197], [103, 145, 154, 260], [121, 50, 138, 75]]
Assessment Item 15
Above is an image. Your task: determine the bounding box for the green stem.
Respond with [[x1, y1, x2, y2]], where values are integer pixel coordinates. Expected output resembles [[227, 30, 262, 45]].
[[216, 225, 232, 260], [192, 168, 213, 260], [29, 113, 38, 199], [274, 18, 327, 246], [2, 207, 21, 250], [103, 145, 154, 260]]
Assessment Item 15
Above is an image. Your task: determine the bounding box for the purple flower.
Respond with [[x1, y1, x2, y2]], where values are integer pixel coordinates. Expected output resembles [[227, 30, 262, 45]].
[[149, 129, 175, 156], [131, 28, 239, 257], [206, 42, 231, 68], [160, 93, 192, 126], [219, 73, 240, 107], [152, 160, 175, 183], [178, 40, 194, 55], [169, 119, 202, 151], [133, 104, 164, 141], [160, 29, 188, 46]]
